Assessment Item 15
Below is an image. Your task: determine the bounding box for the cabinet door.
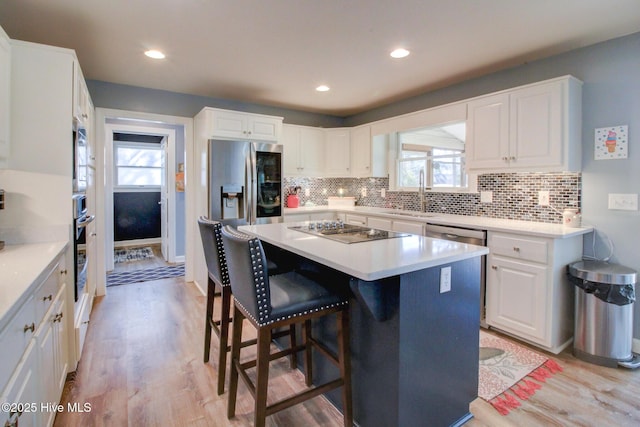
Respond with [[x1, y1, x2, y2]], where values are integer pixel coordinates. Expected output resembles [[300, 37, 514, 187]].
[[1, 342, 39, 427], [247, 116, 280, 142], [486, 255, 548, 344], [299, 127, 324, 176], [392, 220, 424, 235], [324, 129, 350, 177], [210, 110, 247, 139], [282, 125, 302, 175], [52, 286, 67, 399], [510, 81, 562, 168], [466, 93, 510, 170], [36, 307, 57, 427], [367, 216, 392, 231], [350, 126, 371, 177], [0, 27, 9, 168]]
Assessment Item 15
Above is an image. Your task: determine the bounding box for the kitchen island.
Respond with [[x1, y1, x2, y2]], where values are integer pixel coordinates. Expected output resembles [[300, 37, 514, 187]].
[[239, 222, 489, 427]]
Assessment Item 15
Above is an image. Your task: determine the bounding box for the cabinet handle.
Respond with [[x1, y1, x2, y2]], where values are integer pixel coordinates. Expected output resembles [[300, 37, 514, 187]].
[[60, 269, 68, 275], [491, 265, 498, 270], [513, 247, 520, 252], [54, 312, 64, 323], [502, 156, 509, 161], [510, 156, 516, 161], [23, 323, 35, 333], [83, 320, 90, 325], [90, 232, 97, 237], [43, 294, 52, 302]]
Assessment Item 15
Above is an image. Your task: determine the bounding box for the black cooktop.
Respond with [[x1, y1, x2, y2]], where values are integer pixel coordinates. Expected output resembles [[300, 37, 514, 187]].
[[288, 223, 409, 244]]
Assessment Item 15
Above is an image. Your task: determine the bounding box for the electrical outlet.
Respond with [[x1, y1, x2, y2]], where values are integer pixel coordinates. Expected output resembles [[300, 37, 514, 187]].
[[381, 188, 386, 198], [304, 188, 310, 197], [608, 193, 638, 210], [361, 188, 367, 197], [480, 191, 493, 203], [538, 190, 550, 206], [440, 266, 452, 293]]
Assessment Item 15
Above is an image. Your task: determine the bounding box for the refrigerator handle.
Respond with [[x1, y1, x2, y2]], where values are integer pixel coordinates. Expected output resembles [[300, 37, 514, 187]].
[[247, 144, 255, 224]]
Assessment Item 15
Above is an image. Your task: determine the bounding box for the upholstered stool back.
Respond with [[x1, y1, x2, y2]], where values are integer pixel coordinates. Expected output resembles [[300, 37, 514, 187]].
[[197, 216, 229, 287]]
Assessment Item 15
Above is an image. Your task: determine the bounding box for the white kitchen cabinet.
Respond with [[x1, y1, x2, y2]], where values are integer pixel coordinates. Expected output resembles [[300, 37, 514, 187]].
[[392, 220, 425, 235], [282, 124, 324, 176], [466, 76, 582, 172], [324, 128, 351, 177], [0, 25, 10, 168], [1, 253, 68, 427], [73, 61, 91, 126], [367, 216, 392, 231], [198, 107, 282, 142], [345, 214, 367, 226], [486, 231, 582, 353], [351, 125, 388, 177]]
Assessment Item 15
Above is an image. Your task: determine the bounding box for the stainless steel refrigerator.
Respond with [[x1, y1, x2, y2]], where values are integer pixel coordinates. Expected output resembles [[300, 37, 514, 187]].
[[208, 139, 283, 226]]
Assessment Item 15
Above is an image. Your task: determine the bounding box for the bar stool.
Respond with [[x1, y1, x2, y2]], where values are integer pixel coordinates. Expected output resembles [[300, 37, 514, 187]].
[[197, 217, 296, 395], [221, 226, 352, 427]]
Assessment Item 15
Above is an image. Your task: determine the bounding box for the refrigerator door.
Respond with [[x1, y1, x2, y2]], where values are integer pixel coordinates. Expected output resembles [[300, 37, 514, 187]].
[[252, 142, 283, 224], [208, 139, 249, 227]]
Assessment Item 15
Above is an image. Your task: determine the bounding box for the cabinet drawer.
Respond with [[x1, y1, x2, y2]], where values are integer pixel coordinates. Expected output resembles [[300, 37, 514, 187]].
[[489, 233, 548, 264], [0, 296, 36, 389], [34, 263, 60, 325], [345, 214, 367, 226]]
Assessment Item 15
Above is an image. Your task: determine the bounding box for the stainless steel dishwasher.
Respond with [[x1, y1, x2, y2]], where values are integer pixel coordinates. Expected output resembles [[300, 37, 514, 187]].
[[425, 224, 488, 328]]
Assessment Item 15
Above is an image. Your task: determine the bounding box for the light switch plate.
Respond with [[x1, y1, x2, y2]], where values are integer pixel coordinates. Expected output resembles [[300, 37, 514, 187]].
[[304, 188, 310, 197], [440, 266, 452, 293], [538, 190, 550, 206], [608, 193, 638, 210], [381, 188, 386, 198], [480, 191, 493, 203]]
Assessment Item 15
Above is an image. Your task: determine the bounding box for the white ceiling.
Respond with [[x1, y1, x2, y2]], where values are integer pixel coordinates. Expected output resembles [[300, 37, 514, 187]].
[[1, 0, 640, 116]]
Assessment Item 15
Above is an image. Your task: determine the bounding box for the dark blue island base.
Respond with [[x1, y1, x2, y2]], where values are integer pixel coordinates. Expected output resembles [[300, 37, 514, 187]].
[[269, 245, 481, 427]]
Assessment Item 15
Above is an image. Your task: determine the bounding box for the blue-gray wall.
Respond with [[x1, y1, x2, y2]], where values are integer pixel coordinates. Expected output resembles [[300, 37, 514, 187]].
[[88, 31, 640, 339]]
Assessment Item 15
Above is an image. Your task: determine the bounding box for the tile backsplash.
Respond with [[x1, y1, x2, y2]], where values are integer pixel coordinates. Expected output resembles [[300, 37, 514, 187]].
[[284, 172, 581, 224]]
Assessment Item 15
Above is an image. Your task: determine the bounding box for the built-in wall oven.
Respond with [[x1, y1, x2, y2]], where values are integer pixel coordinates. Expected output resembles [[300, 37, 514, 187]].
[[425, 224, 488, 328], [73, 194, 94, 301]]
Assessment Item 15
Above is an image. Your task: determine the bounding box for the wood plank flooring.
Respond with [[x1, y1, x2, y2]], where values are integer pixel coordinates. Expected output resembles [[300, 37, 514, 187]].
[[56, 275, 640, 427]]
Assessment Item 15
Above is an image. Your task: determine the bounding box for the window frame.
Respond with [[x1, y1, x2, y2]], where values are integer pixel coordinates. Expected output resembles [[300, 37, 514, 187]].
[[113, 141, 164, 190]]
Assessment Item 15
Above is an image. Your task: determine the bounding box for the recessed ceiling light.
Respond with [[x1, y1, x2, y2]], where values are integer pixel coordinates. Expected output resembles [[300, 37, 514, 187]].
[[316, 85, 330, 92], [144, 50, 166, 59], [390, 48, 410, 59]]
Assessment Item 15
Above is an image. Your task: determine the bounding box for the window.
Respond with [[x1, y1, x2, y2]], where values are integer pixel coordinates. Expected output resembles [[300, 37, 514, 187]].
[[395, 121, 467, 190], [114, 142, 163, 188]]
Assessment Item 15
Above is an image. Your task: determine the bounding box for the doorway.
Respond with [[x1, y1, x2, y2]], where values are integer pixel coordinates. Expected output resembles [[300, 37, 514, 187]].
[[94, 109, 190, 297]]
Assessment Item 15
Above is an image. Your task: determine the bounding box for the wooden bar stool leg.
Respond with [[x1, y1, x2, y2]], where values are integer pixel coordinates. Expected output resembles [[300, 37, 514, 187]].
[[227, 306, 244, 419], [254, 327, 273, 427], [217, 286, 232, 395], [303, 319, 313, 387], [289, 324, 297, 369], [203, 279, 215, 363], [338, 309, 353, 427]]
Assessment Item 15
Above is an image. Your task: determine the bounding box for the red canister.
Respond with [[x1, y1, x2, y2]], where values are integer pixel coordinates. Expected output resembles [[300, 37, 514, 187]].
[[287, 194, 300, 208]]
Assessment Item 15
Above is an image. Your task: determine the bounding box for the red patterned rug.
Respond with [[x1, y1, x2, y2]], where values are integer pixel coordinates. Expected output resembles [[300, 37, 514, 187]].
[[479, 330, 563, 415]]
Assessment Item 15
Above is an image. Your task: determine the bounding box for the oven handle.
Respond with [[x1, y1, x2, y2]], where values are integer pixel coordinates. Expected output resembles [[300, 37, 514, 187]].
[[77, 215, 95, 228]]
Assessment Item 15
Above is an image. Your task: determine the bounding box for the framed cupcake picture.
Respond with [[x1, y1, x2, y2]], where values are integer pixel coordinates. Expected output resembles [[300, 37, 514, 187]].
[[595, 125, 628, 160]]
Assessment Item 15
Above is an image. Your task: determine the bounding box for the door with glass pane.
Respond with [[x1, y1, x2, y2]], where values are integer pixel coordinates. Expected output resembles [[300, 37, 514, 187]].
[[253, 142, 283, 223]]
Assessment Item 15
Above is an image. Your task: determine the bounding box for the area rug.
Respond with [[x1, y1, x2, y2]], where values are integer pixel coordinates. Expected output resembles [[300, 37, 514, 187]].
[[114, 246, 154, 263], [106, 264, 185, 287], [479, 330, 563, 415]]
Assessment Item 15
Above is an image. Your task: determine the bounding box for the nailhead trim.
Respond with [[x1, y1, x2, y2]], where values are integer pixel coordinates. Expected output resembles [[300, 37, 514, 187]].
[[212, 222, 230, 287]]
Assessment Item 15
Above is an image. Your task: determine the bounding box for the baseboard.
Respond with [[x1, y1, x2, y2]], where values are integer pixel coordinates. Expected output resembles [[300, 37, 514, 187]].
[[114, 238, 161, 248], [634, 338, 640, 354], [174, 255, 185, 264]]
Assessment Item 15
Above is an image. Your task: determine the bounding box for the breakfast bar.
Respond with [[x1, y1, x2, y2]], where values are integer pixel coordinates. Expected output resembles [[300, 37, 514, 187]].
[[239, 222, 489, 427]]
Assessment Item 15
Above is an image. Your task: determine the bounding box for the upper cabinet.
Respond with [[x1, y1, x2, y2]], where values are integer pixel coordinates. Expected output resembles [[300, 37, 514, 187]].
[[351, 125, 388, 178], [73, 61, 91, 126], [199, 107, 283, 142], [282, 124, 324, 176], [324, 128, 351, 177], [0, 25, 10, 169], [466, 76, 582, 172]]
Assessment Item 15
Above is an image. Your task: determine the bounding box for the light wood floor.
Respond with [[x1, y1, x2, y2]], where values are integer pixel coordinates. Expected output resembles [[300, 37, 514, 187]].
[[56, 276, 640, 427]]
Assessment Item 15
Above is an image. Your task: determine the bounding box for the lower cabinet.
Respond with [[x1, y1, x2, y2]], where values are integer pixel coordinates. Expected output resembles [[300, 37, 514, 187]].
[[486, 231, 582, 353], [1, 254, 69, 427]]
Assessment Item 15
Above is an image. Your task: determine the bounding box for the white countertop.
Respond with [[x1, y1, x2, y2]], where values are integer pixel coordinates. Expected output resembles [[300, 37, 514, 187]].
[[284, 206, 593, 239], [0, 241, 68, 329], [238, 222, 489, 281]]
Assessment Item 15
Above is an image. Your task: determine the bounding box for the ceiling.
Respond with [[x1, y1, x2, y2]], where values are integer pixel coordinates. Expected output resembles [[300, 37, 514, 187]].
[[1, 0, 640, 116]]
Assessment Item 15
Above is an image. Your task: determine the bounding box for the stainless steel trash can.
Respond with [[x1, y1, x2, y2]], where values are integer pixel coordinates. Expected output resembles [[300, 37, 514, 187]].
[[568, 260, 637, 368]]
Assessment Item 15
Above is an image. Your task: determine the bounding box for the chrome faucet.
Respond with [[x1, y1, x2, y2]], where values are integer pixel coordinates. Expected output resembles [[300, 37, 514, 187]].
[[418, 168, 429, 212]]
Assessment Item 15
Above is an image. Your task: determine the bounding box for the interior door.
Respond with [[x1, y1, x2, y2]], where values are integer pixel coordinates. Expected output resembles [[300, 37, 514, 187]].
[[160, 137, 168, 261]]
